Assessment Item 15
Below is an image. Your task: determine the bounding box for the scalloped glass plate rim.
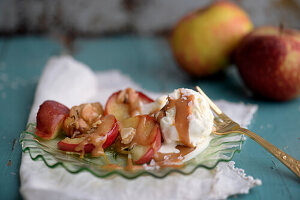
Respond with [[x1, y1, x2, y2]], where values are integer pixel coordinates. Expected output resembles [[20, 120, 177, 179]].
[[20, 123, 244, 179]]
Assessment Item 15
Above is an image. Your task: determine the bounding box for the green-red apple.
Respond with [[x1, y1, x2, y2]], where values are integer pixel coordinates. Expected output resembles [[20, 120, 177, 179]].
[[235, 26, 300, 101], [170, 0, 253, 77]]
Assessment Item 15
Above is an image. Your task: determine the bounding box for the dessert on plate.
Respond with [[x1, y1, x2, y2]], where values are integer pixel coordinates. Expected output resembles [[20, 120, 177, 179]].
[[35, 88, 214, 169]]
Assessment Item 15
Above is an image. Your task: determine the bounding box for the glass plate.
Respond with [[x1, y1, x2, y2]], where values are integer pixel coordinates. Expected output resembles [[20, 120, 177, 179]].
[[20, 123, 244, 179]]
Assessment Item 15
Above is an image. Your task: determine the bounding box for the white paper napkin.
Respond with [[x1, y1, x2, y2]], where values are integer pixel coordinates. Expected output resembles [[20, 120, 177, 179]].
[[20, 56, 261, 200]]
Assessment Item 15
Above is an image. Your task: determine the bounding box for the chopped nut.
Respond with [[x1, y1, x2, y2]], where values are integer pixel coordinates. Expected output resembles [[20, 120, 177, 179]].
[[92, 119, 102, 128], [120, 127, 136, 144], [63, 102, 103, 137], [81, 103, 103, 123], [71, 130, 81, 138]]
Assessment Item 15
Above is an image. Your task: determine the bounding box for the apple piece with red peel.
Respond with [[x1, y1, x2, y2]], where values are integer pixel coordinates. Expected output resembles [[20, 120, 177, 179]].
[[57, 114, 119, 153], [58, 137, 94, 153], [134, 126, 161, 165], [102, 115, 119, 149], [131, 145, 153, 164], [117, 115, 162, 164], [170, 0, 253, 77], [105, 89, 154, 122], [36, 100, 70, 140], [235, 26, 300, 101]]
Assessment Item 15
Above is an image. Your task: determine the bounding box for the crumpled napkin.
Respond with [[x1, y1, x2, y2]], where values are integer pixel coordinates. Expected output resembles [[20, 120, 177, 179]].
[[20, 56, 261, 200]]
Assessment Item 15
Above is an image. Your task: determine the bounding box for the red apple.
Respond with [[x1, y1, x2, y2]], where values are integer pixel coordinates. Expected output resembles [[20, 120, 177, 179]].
[[170, 0, 253, 77], [116, 115, 162, 164], [105, 89, 154, 122], [57, 114, 119, 152], [235, 26, 300, 101], [36, 100, 70, 140]]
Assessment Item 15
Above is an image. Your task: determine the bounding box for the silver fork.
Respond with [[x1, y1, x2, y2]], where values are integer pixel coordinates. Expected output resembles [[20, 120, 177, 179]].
[[196, 86, 300, 178]]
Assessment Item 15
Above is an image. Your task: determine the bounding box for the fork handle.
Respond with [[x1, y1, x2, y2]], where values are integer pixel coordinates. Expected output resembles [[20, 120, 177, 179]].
[[238, 128, 300, 178]]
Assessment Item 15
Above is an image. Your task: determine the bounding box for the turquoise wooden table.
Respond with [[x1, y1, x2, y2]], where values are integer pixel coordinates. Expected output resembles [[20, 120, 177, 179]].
[[0, 36, 299, 199]]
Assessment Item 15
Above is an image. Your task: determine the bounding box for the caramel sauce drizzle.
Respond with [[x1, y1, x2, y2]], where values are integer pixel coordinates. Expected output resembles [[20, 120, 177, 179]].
[[133, 116, 158, 146], [101, 163, 122, 170], [75, 115, 114, 159], [124, 155, 144, 171], [118, 88, 142, 117], [159, 89, 194, 147], [154, 145, 195, 167], [75, 130, 107, 158], [127, 88, 141, 116], [174, 94, 194, 147], [151, 89, 196, 168], [134, 115, 147, 145]]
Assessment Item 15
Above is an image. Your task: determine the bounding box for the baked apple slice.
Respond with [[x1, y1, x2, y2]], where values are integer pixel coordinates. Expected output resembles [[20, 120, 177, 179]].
[[36, 100, 70, 140], [57, 137, 94, 153], [105, 88, 154, 122], [132, 129, 161, 165], [116, 115, 162, 164], [57, 114, 119, 154]]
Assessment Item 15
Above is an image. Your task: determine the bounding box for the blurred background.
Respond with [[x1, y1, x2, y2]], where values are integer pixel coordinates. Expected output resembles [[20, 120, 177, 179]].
[[1, 0, 300, 36]]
